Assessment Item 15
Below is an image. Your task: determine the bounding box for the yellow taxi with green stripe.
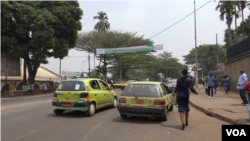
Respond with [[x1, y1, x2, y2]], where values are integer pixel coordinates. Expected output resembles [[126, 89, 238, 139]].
[[52, 78, 117, 116], [113, 81, 125, 88], [120, 80, 136, 90], [117, 82, 173, 121]]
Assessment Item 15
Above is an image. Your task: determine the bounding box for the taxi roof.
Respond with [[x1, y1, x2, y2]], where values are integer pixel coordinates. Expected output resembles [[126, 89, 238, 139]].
[[62, 78, 99, 82], [130, 82, 162, 85]]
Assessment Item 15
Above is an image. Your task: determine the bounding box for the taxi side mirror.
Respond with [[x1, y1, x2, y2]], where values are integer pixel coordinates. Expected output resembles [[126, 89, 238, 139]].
[[110, 87, 113, 90]]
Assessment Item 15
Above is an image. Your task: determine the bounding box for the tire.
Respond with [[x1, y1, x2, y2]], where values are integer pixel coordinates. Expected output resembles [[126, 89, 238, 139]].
[[160, 107, 168, 121], [54, 110, 64, 115], [120, 114, 127, 119], [168, 105, 173, 111], [111, 97, 117, 108], [86, 102, 95, 116], [121, 87, 124, 90]]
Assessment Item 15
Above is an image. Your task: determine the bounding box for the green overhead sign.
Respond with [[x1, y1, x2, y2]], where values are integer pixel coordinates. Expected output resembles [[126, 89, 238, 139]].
[[96, 45, 163, 54]]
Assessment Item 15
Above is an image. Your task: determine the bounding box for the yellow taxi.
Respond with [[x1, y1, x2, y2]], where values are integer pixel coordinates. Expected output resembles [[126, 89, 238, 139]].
[[121, 80, 136, 90], [165, 79, 177, 91], [52, 78, 117, 116], [113, 81, 125, 88], [117, 82, 173, 121]]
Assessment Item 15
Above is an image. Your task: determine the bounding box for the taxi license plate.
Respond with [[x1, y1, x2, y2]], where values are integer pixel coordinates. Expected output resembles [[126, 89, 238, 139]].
[[61, 103, 73, 107], [136, 100, 143, 104]]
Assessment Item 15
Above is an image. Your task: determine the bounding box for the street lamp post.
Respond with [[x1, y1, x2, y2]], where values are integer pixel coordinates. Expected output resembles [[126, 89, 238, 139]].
[[59, 59, 61, 83], [194, 0, 198, 89]]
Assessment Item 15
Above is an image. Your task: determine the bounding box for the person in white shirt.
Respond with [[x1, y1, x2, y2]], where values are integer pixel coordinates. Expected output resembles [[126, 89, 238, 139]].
[[237, 69, 248, 105], [146, 78, 149, 81]]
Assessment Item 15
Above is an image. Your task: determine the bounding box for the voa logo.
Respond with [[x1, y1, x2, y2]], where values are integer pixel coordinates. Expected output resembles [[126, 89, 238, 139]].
[[226, 129, 246, 136]]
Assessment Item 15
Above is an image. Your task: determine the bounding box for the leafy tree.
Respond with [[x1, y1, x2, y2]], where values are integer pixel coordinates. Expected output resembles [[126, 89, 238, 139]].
[[237, 1, 247, 37], [76, 30, 154, 79], [1, 1, 83, 85], [93, 11, 110, 32], [216, 1, 234, 48], [0, 0, 13, 51], [183, 44, 226, 76]]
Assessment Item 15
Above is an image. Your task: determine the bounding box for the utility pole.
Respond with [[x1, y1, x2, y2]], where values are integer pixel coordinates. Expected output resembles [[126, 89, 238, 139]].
[[194, 0, 198, 89], [59, 59, 61, 83], [120, 57, 122, 81], [88, 54, 90, 78], [94, 54, 96, 78], [5, 64, 8, 91], [216, 34, 219, 77]]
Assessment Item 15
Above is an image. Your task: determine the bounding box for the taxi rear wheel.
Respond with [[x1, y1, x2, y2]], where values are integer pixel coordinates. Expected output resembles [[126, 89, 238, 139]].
[[120, 114, 127, 119], [86, 102, 95, 116], [54, 110, 64, 115], [169, 105, 173, 111], [160, 107, 168, 121], [111, 97, 117, 108]]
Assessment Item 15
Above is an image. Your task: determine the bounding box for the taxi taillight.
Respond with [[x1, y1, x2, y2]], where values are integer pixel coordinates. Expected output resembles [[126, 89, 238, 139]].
[[80, 92, 89, 98], [154, 99, 165, 105], [119, 98, 126, 103], [54, 93, 57, 97]]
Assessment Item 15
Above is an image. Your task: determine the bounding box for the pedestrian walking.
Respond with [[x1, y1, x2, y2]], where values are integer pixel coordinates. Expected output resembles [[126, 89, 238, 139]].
[[14, 82, 17, 91], [146, 78, 149, 81], [237, 69, 248, 105], [245, 81, 250, 104], [28, 84, 33, 95], [223, 76, 229, 94], [175, 69, 198, 130], [202, 77, 205, 88], [43, 82, 47, 93], [213, 76, 218, 94], [206, 72, 215, 99], [9, 82, 14, 97], [111, 79, 114, 88]]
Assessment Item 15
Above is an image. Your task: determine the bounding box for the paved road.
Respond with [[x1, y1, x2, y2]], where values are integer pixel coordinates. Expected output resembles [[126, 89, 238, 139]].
[[2, 89, 228, 141]]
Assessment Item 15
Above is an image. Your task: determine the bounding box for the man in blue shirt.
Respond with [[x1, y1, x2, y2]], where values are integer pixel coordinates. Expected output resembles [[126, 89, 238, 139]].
[[237, 69, 248, 105], [206, 72, 214, 99]]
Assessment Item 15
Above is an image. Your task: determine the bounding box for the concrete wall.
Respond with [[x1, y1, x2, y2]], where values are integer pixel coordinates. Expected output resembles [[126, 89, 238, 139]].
[[225, 55, 250, 92]]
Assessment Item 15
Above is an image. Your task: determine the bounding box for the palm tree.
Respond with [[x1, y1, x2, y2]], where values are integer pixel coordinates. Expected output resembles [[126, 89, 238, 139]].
[[93, 11, 110, 32], [237, 1, 247, 38], [233, 1, 240, 42], [216, 1, 234, 48]]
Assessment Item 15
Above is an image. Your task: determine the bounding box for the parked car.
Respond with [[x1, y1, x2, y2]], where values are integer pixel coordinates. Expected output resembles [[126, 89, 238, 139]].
[[52, 78, 117, 116], [120, 80, 136, 90], [113, 81, 125, 88], [117, 82, 173, 121], [165, 79, 177, 92]]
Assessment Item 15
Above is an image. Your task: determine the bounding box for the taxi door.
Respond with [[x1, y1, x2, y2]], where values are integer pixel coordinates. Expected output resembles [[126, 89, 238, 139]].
[[98, 80, 112, 106], [88, 80, 105, 109]]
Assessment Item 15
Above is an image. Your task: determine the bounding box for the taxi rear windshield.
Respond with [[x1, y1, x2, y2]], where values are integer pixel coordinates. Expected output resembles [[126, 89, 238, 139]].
[[57, 81, 85, 91], [122, 84, 162, 98]]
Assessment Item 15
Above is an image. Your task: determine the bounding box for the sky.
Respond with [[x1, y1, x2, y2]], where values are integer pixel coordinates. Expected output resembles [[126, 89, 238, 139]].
[[41, 0, 250, 77]]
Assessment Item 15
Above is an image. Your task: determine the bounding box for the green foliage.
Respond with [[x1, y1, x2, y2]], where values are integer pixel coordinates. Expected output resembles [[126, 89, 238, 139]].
[[1, 1, 83, 84], [183, 44, 226, 76]]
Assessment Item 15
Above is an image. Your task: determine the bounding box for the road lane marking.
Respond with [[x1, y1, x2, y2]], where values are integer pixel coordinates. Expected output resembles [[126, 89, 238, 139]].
[[81, 109, 116, 141]]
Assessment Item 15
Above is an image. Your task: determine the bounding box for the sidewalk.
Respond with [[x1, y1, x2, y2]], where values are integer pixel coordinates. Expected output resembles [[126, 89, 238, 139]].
[[189, 85, 250, 125], [1, 92, 54, 101]]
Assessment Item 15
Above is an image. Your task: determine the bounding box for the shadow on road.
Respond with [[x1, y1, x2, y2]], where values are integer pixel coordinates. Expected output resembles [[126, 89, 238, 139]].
[[111, 115, 164, 124], [47, 107, 114, 118], [160, 123, 181, 130]]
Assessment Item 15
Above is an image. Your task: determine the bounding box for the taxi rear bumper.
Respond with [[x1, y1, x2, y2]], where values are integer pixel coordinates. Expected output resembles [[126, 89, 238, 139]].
[[117, 105, 166, 117], [52, 99, 90, 112]]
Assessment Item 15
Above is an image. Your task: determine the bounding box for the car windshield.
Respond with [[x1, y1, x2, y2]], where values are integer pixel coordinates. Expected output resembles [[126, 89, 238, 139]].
[[126, 81, 133, 84], [167, 81, 176, 84], [121, 84, 162, 98], [57, 81, 85, 91]]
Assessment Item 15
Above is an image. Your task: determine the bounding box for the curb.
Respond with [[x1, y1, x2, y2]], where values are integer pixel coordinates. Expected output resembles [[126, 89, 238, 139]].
[[1, 93, 53, 101], [189, 100, 250, 125]]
